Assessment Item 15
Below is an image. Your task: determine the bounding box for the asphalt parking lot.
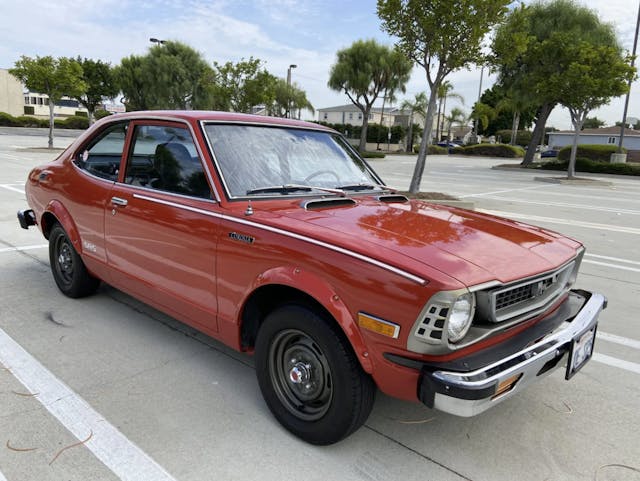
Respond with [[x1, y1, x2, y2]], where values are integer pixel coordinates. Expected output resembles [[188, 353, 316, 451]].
[[1, 128, 639, 481]]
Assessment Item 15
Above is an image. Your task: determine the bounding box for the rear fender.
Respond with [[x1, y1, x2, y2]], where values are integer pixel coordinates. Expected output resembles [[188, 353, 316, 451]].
[[44, 200, 82, 253], [255, 266, 373, 373]]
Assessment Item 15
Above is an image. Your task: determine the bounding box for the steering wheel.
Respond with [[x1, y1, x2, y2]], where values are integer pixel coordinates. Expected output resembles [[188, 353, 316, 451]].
[[304, 170, 340, 183]]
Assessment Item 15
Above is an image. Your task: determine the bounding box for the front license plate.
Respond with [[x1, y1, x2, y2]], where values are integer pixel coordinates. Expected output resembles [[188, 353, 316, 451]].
[[566, 325, 597, 380]]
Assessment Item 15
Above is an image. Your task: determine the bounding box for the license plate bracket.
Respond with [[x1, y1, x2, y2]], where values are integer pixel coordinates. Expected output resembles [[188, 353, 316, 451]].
[[566, 324, 597, 380]]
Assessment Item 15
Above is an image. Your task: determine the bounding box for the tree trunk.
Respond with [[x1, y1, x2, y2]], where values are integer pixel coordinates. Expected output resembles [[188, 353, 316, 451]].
[[510, 111, 520, 145], [435, 97, 444, 141], [48, 101, 55, 149], [359, 108, 370, 152], [377, 93, 387, 150], [568, 111, 586, 179], [409, 88, 438, 194], [406, 112, 414, 152], [441, 96, 448, 140], [522, 103, 553, 166], [88, 109, 95, 126]]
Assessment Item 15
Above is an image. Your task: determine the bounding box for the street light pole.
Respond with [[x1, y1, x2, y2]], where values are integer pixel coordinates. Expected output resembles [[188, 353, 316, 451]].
[[617, 1, 640, 154], [149, 37, 166, 45], [287, 64, 297, 118]]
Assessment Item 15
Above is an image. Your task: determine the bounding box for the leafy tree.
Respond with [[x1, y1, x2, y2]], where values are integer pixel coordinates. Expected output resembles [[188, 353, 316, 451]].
[[10, 55, 86, 148], [470, 102, 497, 135], [378, 0, 510, 193], [400, 92, 428, 151], [211, 57, 277, 113], [328, 39, 412, 152], [435, 81, 464, 141], [115, 55, 151, 111], [72, 57, 119, 124], [445, 107, 468, 141], [548, 41, 634, 177], [492, 0, 627, 166], [476, 83, 536, 143], [117, 41, 214, 111], [268, 78, 314, 118], [582, 117, 606, 129]]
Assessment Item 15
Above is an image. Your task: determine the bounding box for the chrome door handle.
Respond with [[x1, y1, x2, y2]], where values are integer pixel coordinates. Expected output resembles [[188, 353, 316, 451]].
[[111, 197, 128, 207]]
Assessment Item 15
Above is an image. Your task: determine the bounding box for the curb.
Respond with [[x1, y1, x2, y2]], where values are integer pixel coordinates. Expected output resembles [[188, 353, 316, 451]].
[[533, 176, 613, 187]]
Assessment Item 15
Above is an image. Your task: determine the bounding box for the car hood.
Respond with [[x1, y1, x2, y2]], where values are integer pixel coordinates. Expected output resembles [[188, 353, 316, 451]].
[[258, 198, 580, 287]]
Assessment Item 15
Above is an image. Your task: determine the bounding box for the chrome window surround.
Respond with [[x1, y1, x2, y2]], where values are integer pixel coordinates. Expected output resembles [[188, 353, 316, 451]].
[[199, 120, 387, 201], [71, 115, 222, 202]]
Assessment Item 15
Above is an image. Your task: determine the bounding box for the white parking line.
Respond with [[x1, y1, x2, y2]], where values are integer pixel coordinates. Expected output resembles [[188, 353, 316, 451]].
[[598, 331, 640, 350], [592, 353, 640, 375], [0, 184, 25, 194], [0, 244, 48, 254], [0, 468, 7, 481], [585, 253, 640, 266], [459, 184, 556, 198], [583, 259, 640, 273], [480, 196, 640, 215], [478, 209, 640, 235], [0, 328, 177, 481]]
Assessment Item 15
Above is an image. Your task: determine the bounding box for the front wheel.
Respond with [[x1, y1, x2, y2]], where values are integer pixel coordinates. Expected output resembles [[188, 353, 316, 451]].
[[49, 223, 100, 298], [255, 304, 375, 445]]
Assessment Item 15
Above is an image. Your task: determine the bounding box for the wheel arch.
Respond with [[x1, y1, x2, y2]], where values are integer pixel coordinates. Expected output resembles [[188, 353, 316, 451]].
[[240, 270, 373, 373], [41, 201, 81, 252]]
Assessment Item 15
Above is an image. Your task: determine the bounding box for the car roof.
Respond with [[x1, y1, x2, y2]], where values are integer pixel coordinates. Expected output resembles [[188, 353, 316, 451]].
[[105, 110, 336, 133]]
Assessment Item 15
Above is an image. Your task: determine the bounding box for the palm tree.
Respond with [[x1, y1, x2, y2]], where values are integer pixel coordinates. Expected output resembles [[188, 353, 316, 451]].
[[400, 92, 428, 152], [436, 81, 464, 141], [470, 102, 497, 138], [445, 107, 468, 141]]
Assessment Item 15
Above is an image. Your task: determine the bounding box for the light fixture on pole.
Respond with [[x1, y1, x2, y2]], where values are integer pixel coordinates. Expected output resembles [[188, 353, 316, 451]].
[[149, 37, 166, 45], [287, 64, 297, 119]]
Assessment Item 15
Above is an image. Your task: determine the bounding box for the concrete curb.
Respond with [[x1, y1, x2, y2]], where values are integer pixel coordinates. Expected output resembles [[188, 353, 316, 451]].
[[533, 176, 613, 187]]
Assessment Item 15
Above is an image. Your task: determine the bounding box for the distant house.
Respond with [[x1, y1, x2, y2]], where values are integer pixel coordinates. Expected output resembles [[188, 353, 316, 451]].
[[317, 104, 433, 129], [0, 69, 24, 117], [547, 126, 640, 151]]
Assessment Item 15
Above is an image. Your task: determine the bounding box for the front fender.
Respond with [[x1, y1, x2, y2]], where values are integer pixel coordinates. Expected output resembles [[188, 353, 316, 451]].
[[254, 265, 374, 373]]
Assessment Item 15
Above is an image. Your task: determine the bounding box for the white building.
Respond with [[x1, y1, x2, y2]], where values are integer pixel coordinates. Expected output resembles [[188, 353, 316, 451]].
[[0, 68, 88, 118], [317, 104, 430, 129], [547, 126, 640, 151]]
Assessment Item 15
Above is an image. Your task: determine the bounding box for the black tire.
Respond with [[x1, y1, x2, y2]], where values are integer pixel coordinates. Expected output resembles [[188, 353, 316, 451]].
[[255, 304, 376, 445], [49, 223, 100, 298]]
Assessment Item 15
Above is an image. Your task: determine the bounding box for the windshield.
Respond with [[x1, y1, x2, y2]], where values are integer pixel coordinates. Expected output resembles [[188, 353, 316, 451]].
[[203, 124, 384, 198]]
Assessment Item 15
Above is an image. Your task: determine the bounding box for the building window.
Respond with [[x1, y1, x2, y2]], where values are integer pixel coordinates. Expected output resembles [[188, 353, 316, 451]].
[[24, 96, 30, 105], [323, 113, 328, 120], [358, 113, 362, 120], [368, 113, 373, 120], [607, 136, 616, 144], [38, 97, 44, 105], [349, 113, 353, 120]]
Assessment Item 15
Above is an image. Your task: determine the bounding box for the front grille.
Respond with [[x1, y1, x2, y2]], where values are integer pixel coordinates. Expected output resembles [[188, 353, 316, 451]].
[[495, 284, 534, 310], [477, 261, 576, 324]]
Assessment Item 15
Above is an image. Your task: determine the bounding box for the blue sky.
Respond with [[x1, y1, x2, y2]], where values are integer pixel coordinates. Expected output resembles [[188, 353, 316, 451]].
[[1, 0, 638, 130]]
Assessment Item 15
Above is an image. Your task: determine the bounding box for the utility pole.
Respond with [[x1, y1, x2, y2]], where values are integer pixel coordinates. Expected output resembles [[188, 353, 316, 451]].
[[286, 64, 297, 118], [618, 1, 640, 154]]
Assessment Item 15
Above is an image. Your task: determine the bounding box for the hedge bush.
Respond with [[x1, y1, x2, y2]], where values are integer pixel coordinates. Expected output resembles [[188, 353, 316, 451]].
[[539, 158, 640, 176], [360, 151, 386, 158], [557, 144, 626, 162], [452, 143, 525, 158], [495, 129, 532, 147], [0, 111, 88, 129], [95, 109, 113, 120]]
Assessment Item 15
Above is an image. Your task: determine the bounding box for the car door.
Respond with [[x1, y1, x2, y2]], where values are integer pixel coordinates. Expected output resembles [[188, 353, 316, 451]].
[[104, 120, 220, 332]]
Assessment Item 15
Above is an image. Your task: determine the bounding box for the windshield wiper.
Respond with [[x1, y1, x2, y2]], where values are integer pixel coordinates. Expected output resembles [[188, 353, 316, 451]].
[[336, 183, 393, 192], [246, 184, 346, 196]]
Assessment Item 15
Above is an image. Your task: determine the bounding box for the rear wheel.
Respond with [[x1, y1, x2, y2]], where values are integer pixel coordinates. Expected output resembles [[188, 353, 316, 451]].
[[49, 223, 100, 298], [255, 304, 375, 445]]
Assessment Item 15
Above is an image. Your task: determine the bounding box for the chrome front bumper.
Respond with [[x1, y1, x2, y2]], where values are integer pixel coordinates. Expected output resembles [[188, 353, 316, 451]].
[[418, 290, 606, 417]]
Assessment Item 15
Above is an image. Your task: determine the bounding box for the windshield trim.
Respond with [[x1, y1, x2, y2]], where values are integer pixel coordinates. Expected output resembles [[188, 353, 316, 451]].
[[199, 120, 387, 201]]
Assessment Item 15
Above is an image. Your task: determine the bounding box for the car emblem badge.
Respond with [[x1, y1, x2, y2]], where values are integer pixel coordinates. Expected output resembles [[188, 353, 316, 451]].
[[228, 232, 255, 244]]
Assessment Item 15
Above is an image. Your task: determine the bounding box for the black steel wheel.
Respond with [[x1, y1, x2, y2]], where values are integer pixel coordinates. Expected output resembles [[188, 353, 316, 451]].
[[255, 304, 375, 445], [49, 223, 100, 298]]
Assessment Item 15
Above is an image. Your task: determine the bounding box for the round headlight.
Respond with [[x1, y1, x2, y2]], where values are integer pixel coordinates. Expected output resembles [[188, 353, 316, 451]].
[[447, 293, 475, 343]]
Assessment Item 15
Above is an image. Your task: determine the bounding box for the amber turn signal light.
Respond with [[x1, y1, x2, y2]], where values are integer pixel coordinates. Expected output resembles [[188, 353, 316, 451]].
[[358, 313, 400, 339], [492, 374, 522, 400]]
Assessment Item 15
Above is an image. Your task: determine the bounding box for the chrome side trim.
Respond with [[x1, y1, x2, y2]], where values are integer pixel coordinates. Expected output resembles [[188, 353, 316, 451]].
[[132, 193, 427, 285]]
